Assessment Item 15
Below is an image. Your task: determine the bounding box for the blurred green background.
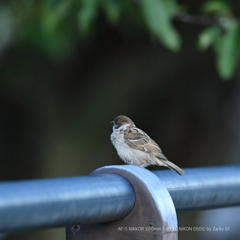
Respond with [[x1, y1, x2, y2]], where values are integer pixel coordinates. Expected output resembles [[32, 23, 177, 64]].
[[0, 0, 240, 239]]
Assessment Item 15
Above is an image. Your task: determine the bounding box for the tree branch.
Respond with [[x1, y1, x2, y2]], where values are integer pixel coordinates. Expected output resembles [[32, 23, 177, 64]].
[[173, 13, 238, 26]]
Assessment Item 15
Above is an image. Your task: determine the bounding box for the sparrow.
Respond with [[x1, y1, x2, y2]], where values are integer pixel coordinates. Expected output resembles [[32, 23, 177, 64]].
[[110, 115, 184, 176]]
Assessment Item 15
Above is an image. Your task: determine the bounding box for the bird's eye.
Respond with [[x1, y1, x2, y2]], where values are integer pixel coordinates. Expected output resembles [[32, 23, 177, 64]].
[[110, 120, 120, 129]]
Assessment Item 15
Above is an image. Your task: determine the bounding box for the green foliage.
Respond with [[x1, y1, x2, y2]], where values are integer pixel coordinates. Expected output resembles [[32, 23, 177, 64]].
[[40, 1, 74, 57], [198, 0, 240, 79], [198, 26, 222, 50], [78, 0, 99, 35], [6, 0, 240, 79], [201, 0, 232, 16], [141, 0, 180, 51], [214, 21, 240, 79], [101, 0, 122, 24]]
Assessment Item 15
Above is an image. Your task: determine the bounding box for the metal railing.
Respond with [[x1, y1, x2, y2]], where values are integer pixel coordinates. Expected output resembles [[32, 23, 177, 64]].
[[0, 165, 240, 235]]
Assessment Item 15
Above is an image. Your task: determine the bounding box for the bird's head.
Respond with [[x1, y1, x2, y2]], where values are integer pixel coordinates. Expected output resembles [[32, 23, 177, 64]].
[[110, 115, 135, 130]]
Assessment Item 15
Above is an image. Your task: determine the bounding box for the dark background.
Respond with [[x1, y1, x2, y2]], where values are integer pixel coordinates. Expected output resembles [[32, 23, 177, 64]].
[[0, 1, 240, 239]]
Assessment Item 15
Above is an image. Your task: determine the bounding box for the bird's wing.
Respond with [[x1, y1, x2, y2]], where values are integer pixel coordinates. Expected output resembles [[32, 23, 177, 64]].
[[124, 128, 167, 160]]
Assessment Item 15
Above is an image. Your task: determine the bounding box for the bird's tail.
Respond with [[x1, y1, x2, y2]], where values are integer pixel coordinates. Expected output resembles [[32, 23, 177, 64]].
[[158, 159, 185, 176]]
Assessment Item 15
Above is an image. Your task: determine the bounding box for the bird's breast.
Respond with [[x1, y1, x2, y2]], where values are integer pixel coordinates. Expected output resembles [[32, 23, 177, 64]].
[[111, 130, 150, 165], [111, 130, 125, 148]]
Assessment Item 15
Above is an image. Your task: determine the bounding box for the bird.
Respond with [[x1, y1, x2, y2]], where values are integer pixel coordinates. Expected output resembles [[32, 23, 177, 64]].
[[110, 115, 184, 176]]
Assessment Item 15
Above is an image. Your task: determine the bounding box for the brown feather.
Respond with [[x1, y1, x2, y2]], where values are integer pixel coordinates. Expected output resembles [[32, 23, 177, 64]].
[[114, 115, 135, 127], [124, 128, 167, 160]]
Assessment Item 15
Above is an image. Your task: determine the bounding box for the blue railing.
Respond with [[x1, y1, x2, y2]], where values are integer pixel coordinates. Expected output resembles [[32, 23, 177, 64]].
[[0, 165, 239, 234]]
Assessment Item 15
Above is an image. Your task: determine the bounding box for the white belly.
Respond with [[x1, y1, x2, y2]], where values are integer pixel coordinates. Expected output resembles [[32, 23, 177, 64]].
[[111, 130, 157, 166]]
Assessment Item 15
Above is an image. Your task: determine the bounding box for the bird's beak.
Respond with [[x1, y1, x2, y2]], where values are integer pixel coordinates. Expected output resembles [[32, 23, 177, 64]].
[[110, 121, 115, 125]]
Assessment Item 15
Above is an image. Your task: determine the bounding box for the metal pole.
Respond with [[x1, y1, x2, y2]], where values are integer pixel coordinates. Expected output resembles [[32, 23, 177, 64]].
[[153, 165, 240, 211], [0, 165, 240, 232], [0, 174, 135, 232]]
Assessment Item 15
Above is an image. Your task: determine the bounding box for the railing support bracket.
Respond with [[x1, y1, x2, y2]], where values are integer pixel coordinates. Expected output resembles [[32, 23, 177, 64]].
[[66, 165, 178, 240]]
